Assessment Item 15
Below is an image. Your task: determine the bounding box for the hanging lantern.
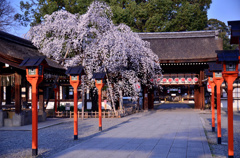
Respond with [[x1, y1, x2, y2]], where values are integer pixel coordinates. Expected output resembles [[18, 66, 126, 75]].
[[187, 78, 192, 82], [193, 77, 198, 82], [162, 78, 167, 82], [150, 78, 154, 83], [181, 78, 185, 82]]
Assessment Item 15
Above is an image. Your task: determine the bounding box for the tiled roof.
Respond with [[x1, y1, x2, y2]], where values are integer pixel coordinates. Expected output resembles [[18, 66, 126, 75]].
[[66, 66, 84, 75], [216, 50, 239, 62], [92, 72, 106, 80], [208, 62, 223, 72]]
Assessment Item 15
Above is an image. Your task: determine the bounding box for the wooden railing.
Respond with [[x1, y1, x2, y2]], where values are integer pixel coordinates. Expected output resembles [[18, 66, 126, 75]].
[[55, 107, 140, 118]]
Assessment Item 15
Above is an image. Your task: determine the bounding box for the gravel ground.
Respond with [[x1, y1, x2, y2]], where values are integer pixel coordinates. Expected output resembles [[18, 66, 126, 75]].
[[0, 112, 146, 158], [199, 110, 240, 158]]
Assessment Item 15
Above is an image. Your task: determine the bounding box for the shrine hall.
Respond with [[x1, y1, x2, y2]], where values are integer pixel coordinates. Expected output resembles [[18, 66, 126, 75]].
[[139, 30, 222, 109]]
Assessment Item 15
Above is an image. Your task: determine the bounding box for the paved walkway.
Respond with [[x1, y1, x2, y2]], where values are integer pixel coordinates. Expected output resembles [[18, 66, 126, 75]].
[[51, 104, 212, 158]]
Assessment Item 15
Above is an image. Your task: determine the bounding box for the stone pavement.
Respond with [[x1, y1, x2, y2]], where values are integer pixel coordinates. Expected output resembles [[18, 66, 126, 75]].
[[51, 104, 212, 158]]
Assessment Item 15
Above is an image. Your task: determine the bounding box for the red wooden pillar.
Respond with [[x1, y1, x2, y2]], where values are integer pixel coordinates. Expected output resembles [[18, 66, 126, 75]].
[[194, 86, 200, 109], [73, 85, 78, 139], [58, 86, 60, 108], [54, 86, 59, 114], [208, 78, 216, 132], [38, 88, 44, 115], [95, 80, 104, 131], [200, 86, 205, 110], [223, 73, 238, 158], [19, 57, 47, 156], [98, 88, 102, 131], [213, 74, 224, 144], [26, 72, 43, 156], [32, 83, 38, 155], [199, 70, 205, 110], [14, 73, 21, 114], [70, 76, 80, 140], [143, 86, 148, 110], [66, 66, 85, 139]]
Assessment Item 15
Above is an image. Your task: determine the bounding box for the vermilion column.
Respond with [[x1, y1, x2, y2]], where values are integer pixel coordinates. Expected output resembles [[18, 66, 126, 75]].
[[213, 77, 224, 144], [223, 73, 238, 158], [98, 89, 102, 131], [69, 76, 80, 140], [95, 80, 104, 131], [26, 75, 43, 156], [31, 82, 38, 156], [228, 83, 234, 158], [73, 86, 78, 139], [54, 89, 58, 113], [208, 78, 216, 132]]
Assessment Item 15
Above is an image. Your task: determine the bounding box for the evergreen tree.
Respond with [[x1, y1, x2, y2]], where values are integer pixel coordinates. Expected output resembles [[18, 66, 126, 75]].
[[15, 0, 212, 32], [205, 19, 238, 50]]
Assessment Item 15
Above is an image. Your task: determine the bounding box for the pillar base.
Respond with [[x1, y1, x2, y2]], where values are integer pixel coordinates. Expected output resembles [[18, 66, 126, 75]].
[[74, 135, 78, 140], [218, 137, 221, 144], [32, 149, 38, 156], [212, 127, 215, 132], [228, 156, 234, 158], [99, 127, 102, 131]]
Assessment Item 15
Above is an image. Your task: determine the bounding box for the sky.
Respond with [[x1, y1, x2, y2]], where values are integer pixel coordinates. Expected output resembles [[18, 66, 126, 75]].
[[8, 0, 240, 38]]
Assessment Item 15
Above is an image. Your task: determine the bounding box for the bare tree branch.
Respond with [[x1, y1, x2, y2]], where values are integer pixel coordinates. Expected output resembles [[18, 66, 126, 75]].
[[0, 0, 15, 31]]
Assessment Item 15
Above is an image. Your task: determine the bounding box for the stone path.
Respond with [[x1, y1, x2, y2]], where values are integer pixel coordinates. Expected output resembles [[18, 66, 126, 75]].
[[51, 104, 212, 158]]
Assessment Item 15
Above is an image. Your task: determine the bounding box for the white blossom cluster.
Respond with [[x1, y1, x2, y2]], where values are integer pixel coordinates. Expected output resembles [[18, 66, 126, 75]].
[[29, 1, 162, 105]]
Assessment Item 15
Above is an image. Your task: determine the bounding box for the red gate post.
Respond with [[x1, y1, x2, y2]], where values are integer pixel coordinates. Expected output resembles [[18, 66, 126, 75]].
[[96, 81, 103, 131], [93, 72, 106, 131], [71, 76, 80, 140], [217, 49, 239, 158], [224, 74, 237, 158], [54, 84, 59, 114], [20, 56, 47, 156], [208, 77, 216, 132], [66, 66, 85, 140], [212, 72, 224, 144], [209, 63, 224, 144]]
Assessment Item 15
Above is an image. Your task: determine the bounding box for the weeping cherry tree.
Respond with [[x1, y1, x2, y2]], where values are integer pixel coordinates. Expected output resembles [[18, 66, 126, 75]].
[[29, 1, 162, 111]]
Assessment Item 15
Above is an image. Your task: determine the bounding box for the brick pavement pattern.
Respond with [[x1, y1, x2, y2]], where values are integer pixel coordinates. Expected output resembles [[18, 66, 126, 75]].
[[51, 104, 212, 158]]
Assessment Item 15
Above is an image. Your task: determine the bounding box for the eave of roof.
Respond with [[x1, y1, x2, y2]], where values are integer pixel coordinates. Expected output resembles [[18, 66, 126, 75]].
[[0, 31, 65, 72], [159, 57, 217, 63], [138, 30, 219, 40]]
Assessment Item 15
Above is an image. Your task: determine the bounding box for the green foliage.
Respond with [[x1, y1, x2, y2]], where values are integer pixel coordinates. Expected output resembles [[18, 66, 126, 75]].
[[111, 0, 210, 32], [205, 19, 238, 50], [15, 0, 211, 32]]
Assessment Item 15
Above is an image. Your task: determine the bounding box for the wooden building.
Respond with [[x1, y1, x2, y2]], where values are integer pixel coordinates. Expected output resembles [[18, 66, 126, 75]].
[[138, 30, 223, 109], [0, 31, 66, 127]]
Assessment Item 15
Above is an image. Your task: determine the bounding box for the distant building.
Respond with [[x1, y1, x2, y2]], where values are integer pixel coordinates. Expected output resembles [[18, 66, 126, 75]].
[[138, 30, 222, 109]]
